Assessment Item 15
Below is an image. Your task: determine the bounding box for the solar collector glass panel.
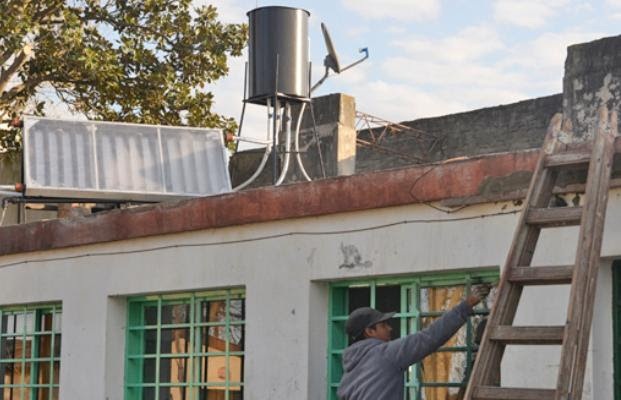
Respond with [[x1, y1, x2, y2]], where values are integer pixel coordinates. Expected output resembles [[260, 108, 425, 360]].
[[23, 117, 231, 201]]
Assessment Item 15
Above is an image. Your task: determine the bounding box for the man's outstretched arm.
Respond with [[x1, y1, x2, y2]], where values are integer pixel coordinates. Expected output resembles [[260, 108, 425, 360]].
[[381, 293, 484, 370]]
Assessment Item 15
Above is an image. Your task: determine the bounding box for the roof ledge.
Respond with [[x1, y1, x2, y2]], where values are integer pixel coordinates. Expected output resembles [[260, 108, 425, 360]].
[[0, 147, 551, 256]]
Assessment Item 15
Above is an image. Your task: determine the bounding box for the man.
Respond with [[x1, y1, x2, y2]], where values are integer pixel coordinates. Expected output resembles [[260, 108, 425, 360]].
[[337, 286, 490, 400]]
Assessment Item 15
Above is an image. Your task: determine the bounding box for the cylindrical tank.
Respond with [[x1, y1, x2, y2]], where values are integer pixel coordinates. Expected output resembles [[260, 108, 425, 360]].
[[247, 6, 310, 104]]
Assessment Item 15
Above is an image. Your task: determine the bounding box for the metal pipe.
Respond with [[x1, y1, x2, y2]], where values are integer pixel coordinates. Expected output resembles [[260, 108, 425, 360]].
[[272, 54, 280, 184], [234, 62, 249, 153], [275, 102, 293, 186], [228, 136, 271, 146], [0, 204, 8, 226], [233, 98, 281, 191], [294, 103, 312, 181]]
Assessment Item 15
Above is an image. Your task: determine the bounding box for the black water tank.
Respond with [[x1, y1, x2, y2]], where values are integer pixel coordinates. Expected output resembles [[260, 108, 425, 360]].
[[247, 6, 310, 104]]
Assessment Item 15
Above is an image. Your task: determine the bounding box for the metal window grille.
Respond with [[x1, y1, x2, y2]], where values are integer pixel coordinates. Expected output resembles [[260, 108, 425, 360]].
[[0, 304, 62, 400], [327, 270, 499, 400], [125, 289, 245, 400]]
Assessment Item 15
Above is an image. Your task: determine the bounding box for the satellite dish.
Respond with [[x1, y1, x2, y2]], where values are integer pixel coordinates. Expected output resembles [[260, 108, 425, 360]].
[[321, 23, 341, 73], [311, 23, 368, 93]]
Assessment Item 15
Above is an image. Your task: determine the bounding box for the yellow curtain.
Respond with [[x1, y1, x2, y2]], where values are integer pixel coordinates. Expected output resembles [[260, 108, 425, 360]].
[[421, 286, 465, 400]]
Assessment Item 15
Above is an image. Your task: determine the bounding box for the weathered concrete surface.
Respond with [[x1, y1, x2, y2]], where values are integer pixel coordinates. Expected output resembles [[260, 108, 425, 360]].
[[564, 35, 621, 139], [7, 136, 621, 256], [356, 94, 563, 173], [229, 93, 356, 188], [0, 148, 542, 256]]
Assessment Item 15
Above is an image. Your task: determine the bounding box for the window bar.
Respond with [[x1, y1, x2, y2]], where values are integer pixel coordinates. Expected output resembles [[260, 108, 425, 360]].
[[200, 300, 207, 400], [400, 284, 408, 334], [49, 307, 57, 400], [20, 310, 27, 400], [370, 282, 376, 308], [30, 310, 41, 400], [190, 295, 197, 400], [326, 289, 336, 400], [407, 282, 420, 399], [240, 297, 245, 399], [417, 281, 423, 400], [465, 276, 474, 386], [225, 292, 231, 400], [400, 285, 408, 400], [203, 300, 211, 400], [155, 298, 162, 400], [414, 280, 422, 400], [9, 312, 17, 400]]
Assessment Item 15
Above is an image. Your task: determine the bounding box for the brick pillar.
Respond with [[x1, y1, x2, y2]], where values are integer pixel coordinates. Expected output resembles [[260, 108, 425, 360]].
[[563, 35, 621, 140]]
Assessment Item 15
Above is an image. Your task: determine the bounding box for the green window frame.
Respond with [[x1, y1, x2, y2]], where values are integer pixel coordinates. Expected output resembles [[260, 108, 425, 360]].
[[0, 304, 62, 400], [327, 269, 498, 400], [124, 288, 245, 400]]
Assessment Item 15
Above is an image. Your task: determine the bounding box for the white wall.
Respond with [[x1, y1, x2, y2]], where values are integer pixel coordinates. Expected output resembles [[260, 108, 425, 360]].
[[1, 189, 620, 399]]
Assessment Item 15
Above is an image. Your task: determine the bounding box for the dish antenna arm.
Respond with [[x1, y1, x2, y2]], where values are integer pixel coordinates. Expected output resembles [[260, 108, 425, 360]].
[[341, 47, 369, 73], [311, 47, 369, 93]]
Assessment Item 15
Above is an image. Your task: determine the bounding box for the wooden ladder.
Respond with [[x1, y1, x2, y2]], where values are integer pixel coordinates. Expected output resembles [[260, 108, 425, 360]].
[[464, 106, 618, 400]]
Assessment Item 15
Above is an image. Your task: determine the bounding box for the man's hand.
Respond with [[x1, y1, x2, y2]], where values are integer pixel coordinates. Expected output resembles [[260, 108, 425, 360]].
[[466, 284, 492, 307]]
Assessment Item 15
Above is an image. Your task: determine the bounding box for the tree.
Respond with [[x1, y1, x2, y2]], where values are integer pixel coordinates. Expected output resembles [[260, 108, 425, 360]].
[[0, 0, 247, 153]]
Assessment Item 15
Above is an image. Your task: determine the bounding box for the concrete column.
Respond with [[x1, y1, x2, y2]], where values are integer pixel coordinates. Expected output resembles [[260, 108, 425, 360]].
[[294, 93, 356, 180], [59, 287, 109, 400], [229, 93, 357, 188], [563, 35, 621, 139]]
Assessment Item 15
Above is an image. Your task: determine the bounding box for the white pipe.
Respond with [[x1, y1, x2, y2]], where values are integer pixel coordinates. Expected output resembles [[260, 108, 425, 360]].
[[233, 99, 281, 191], [295, 103, 312, 181], [275, 103, 292, 186], [0, 190, 20, 197], [0, 205, 7, 226], [0, 185, 16, 191], [228, 136, 271, 146]]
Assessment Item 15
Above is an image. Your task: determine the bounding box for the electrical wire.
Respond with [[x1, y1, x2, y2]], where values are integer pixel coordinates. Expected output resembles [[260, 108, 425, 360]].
[[0, 208, 521, 270]]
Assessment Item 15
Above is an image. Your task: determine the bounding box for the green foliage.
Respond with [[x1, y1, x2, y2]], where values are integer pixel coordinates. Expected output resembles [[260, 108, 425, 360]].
[[0, 0, 247, 153]]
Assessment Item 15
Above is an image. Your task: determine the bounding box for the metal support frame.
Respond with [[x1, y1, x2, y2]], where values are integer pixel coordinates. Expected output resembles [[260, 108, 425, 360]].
[[355, 111, 444, 164]]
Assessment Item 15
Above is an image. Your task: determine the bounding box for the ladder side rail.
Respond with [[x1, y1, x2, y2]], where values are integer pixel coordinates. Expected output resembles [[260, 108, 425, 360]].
[[555, 108, 617, 400]]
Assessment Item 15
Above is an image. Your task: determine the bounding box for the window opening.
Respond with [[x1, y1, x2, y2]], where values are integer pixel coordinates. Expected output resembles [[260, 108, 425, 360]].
[[0, 304, 62, 400], [327, 270, 498, 400], [125, 289, 245, 400]]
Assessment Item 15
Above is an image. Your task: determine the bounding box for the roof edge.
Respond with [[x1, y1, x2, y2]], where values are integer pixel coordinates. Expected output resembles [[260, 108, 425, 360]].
[[0, 148, 547, 256]]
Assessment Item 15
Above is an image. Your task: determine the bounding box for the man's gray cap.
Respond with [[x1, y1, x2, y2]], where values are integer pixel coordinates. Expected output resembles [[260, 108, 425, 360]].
[[345, 307, 396, 338]]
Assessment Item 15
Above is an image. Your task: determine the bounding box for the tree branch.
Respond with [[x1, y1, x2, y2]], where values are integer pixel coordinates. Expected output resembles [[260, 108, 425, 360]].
[[32, 0, 64, 22], [0, 73, 51, 104], [0, 45, 33, 93]]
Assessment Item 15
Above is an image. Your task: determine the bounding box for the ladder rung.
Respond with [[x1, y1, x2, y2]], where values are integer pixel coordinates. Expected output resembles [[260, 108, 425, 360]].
[[489, 326, 564, 345], [509, 265, 573, 285], [526, 207, 582, 227], [473, 386, 556, 400], [544, 151, 591, 168]]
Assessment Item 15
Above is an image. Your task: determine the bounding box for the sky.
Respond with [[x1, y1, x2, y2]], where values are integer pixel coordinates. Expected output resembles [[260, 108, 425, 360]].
[[197, 0, 621, 148]]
